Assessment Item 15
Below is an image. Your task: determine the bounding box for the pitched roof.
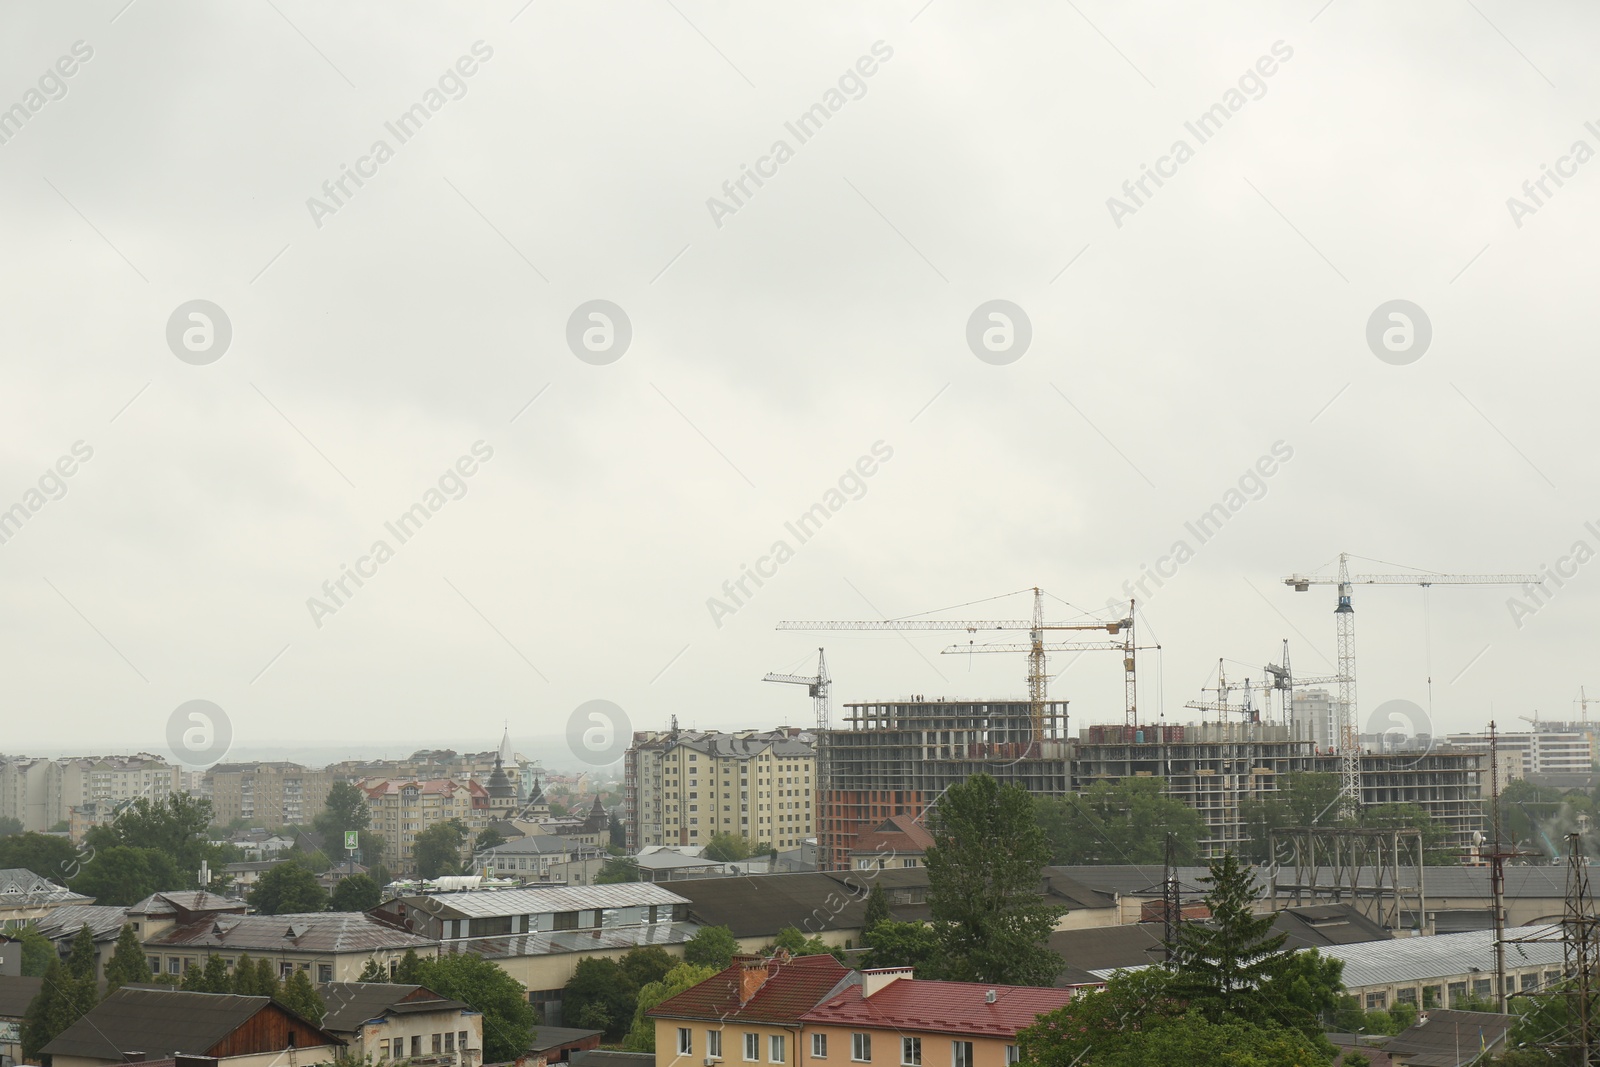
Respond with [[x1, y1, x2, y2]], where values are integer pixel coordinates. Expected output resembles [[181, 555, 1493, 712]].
[[0, 976, 44, 1019], [0, 868, 92, 908], [528, 1026, 604, 1052], [393, 883, 686, 919], [671, 873, 869, 937], [40, 986, 343, 1061], [1384, 1009, 1513, 1066], [319, 983, 469, 1034], [32, 904, 132, 942], [462, 920, 699, 959], [127, 891, 243, 918], [850, 815, 934, 855], [650, 953, 850, 1025], [802, 976, 1075, 1038], [146, 912, 437, 953]]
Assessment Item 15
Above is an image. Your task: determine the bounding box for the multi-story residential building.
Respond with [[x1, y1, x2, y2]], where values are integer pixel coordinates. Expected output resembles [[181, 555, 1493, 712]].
[[625, 728, 816, 852], [0, 754, 183, 832], [360, 778, 490, 872], [1443, 724, 1597, 778], [648, 951, 849, 1067], [799, 969, 1077, 1067], [203, 762, 336, 829]]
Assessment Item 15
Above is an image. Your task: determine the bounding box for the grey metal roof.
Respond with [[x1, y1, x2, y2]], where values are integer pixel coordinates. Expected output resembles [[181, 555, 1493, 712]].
[[32, 904, 131, 942], [1259, 926, 1561, 990], [146, 912, 437, 953], [0, 868, 91, 908], [463, 921, 700, 959], [405, 883, 688, 918], [319, 983, 471, 1034], [476, 835, 604, 858]]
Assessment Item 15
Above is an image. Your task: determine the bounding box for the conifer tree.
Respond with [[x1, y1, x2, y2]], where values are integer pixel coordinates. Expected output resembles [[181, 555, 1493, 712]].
[[356, 957, 386, 982], [863, 882, 890, 929], [279, 970, 326, 1023], [1169, 851, 1293, 1025], [103, 924, 152, 993], [255, 957, 280, 1001], [233, 952, 258, 995], [22, 959, 84, 1060], [394, 948, 423, 984], [201, 954, 231, 992]]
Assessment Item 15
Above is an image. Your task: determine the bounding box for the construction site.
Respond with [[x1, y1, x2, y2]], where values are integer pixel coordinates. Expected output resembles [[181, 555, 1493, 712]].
[[773, 556, 1550, 871]]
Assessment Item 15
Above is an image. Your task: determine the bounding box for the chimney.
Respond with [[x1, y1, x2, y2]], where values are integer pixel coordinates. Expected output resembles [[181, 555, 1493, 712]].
[[862, 968, 914, 998], [737, 956, 773, 1005]]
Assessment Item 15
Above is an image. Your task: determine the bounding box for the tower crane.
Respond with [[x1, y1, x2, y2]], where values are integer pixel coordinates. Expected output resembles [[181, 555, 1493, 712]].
[[778, 587, 1136, 743], [764, 649, 832, 833], [1185, 660, 1259, 722], [1283, 553, 1540, 815]]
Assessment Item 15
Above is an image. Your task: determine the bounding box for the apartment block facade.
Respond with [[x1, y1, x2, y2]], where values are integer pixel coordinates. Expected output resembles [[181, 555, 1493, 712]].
[[360, 778, 490, 873], [625, 729, 816, 852], [203, 762, 336, 828], [0, 754, 183, 832]]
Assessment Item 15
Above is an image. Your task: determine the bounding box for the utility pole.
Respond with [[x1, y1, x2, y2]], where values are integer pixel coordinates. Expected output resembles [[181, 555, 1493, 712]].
[[1489, 722, 1509, 1010]]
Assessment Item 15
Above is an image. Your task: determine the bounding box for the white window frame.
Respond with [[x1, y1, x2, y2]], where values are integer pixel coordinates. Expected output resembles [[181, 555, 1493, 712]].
[[901, 1038, 920, 1066], [770, 1035, 786, 1063], [812, 1034, 828, 1059], [679, 1029, 693, 1056], [1004, 1046, 1020, 1066], [951, 1042, 973, 1067], [709, 1030, 723, 1059], [745, 1033, 761, 1062], [852, 1034, 872, 1062]]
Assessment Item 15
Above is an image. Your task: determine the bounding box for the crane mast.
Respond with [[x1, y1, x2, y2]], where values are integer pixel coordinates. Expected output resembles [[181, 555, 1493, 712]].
[[1284, 553, 1540, 816]]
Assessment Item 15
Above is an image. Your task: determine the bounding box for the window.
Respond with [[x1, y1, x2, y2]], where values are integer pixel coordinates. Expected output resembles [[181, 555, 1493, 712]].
[[709, 1030, 723, 1059], [746, 1033, 761, 1061], [433, 1034, 443, 1054], [446, 1033, 456, 1053], [852, 1034, 872, 1062], [1005, 1046, 1020, 1066], [812, 1034, 828, 1059], [411, 1036, 423, 1058], [459, 1031, 468, 1052], [168, 957, 181, 974], [318, 964, 333, 983], [148, 956, 160, 974], [1523, 972, 1541, 991], [771, 1035, 786, 1062], [1472, 978, 1492, 997], [280, 961, 293, 978], [679, 1029, 693, 1056], [1396, 988, 1418, 1005], [1365, 991, 1387, 1009], [1447, 981, 1468, 1005], [901, 1038, 920, 1066], [951, 1043, 973, 1067]]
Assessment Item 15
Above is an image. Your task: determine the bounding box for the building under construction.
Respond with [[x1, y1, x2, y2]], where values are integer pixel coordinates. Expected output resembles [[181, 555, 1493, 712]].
[[817, 704, 1486, 869]]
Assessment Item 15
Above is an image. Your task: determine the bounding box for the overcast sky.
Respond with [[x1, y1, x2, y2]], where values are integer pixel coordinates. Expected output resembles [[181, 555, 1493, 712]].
[[3, 1, 1596, 769]]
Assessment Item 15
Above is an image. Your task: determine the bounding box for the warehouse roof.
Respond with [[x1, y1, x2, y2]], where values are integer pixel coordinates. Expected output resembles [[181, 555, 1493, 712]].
[[1383, 1008, 1513, 1066], [1320, 926, 1564, 990], [32, 903, 131, 942], [672, 873, 869, 937]]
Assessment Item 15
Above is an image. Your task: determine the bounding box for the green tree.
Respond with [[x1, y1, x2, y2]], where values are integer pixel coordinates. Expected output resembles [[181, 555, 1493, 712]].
[[1359, 803, 1451, 865], [619, 946, 675, 989], [331, 873, 381, 913], [14, 924, 57, 976], [623, 963, 715, 1051], [280, 969, 326, 1023], [356, 957, 386, 982], [1169, 852, 1293, 1023], [1037, 778, 1206, 865], [22, 959, 85, 1060], [474, 826, 507, 854], [702, 833, 753, 862], [413, 819, 468, 879], [201, 953, 231, 993], [69, 846, 185, 906], [0, 815, 22, 836], [255, 957, 280, 1001], [104, 923, 152, 992], [863, 882, 890, 930], [682, 925, 738, 969], [0, 832, 78, 882], [860, 920, 940, 971], [925, 773, 1063, 985], [232, 952, 259, 995], [250, 860, 330, 915], [313, 781, 371, 843], [394, 948, 424, 984], [65, 924, 99, 983], [84, 794, 224, 888], [414, 952, 536, 1064], [1020, 1005, 1324, 1067], [595, 856, 641, 884], [609, 814, 625, 850], [562, 957, 637, 1041]]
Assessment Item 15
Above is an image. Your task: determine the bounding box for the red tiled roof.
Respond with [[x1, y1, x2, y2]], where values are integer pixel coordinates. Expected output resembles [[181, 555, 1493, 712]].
[[850, 815, 934, 855], [649, 954, 849, 1026], [801, 977, 1074, 1038]]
